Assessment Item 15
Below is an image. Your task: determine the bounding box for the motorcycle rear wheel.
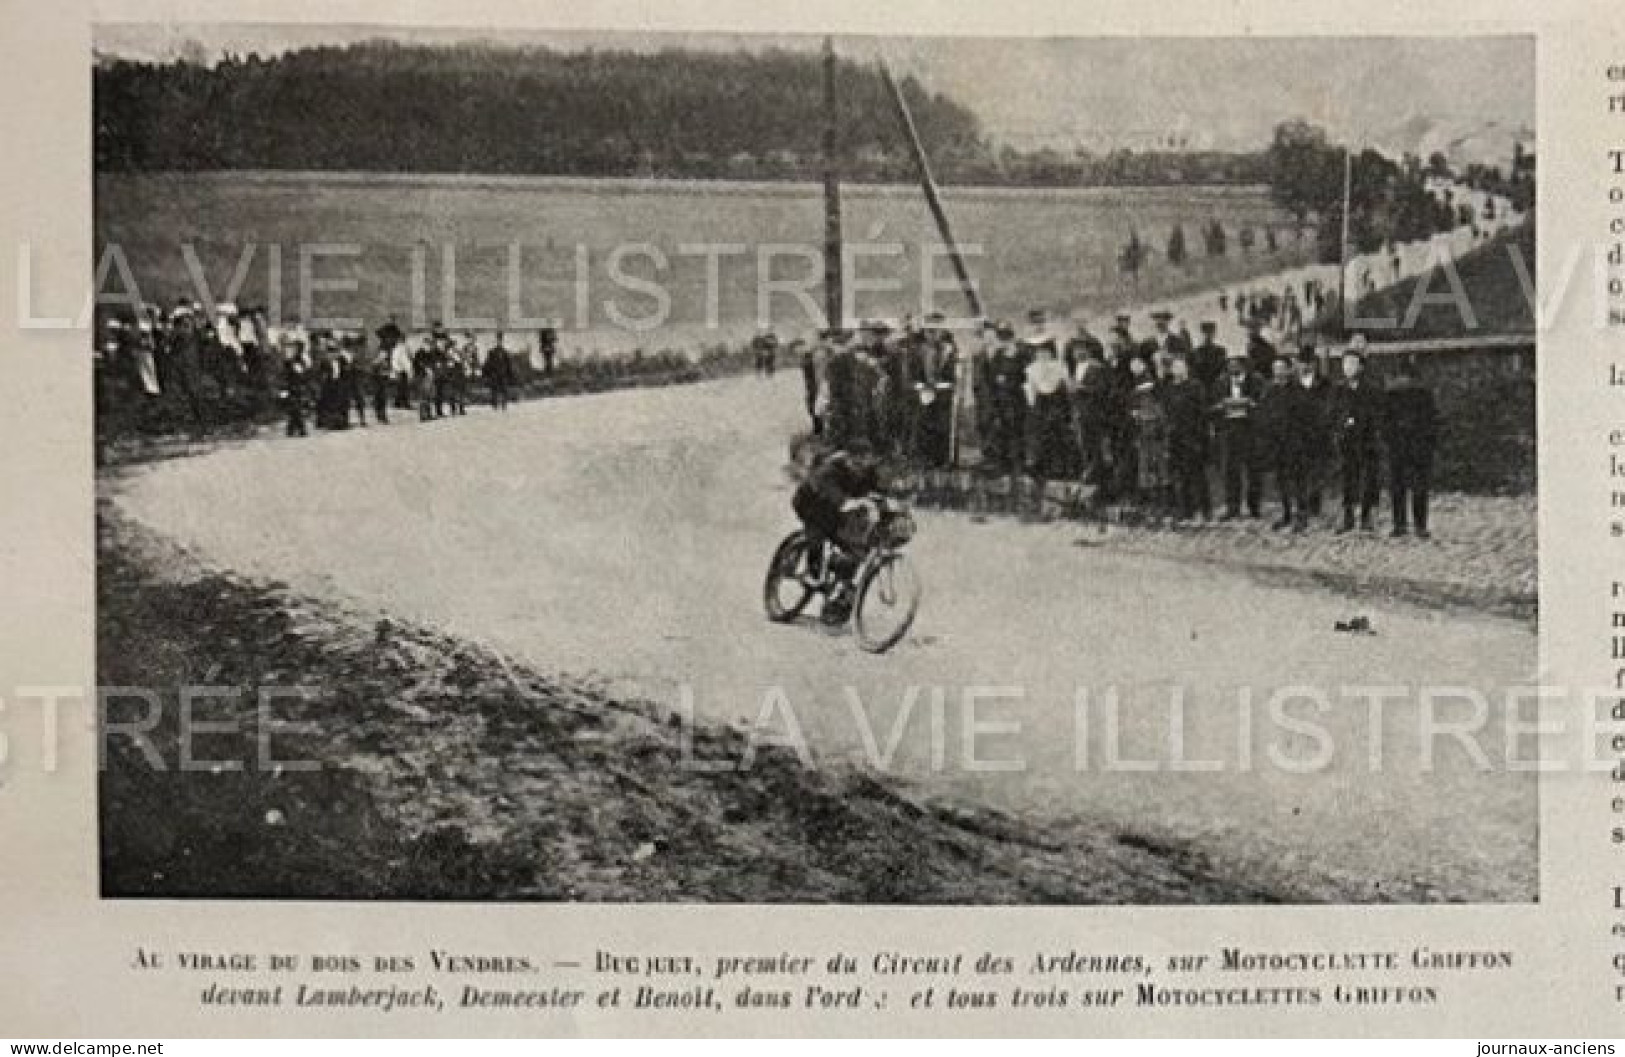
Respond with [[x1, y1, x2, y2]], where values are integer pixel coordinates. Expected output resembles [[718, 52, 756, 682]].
[[764, 530, 818, 623]]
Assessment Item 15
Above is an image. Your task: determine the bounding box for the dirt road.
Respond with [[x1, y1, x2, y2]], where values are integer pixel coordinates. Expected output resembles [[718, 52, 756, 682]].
[[112, 375, 1537, 902]]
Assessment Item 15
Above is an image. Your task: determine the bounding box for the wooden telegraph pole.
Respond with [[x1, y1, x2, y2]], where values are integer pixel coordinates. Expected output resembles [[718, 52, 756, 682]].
[[1339, 146, 1354, 335], [822, 37, 844, 331]]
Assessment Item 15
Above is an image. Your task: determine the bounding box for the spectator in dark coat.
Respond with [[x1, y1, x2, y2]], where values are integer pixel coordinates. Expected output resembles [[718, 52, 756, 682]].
[[1064, 321, 1104, 378], [752, 328, 780, 376], [1140, 308, 1190, 363], [1071, 343, 1113, 491], [880, 327, 913, 460], [855, 342, 887, 454], [168, 306, 206, 432], [483, 332, 515, 411], [1296, 347, 1336, 516], [1245, 321, 1277, 378], [802, 336, 826, 435], [375, 315, 411, 411], [1383, 355, 1441, 538], [369, 340, 393, 424], [412, 338, 440, 422], [339, 336, 367, 426], [1212, 349, 1266, 519], [1330, 345, 1384, 532], [538, 325, 559, 375], [987, 323, 1029, 473], [823, 334, 860, 449], [1103, 328, 1138, 502], [1163, 356, 1212, 521], [1190, 320, 1227, 391], [314, 338, 352, 430], [1259, 357, 1322, 532], [374, 315, 404, 358], [282, 343, 311, 438]]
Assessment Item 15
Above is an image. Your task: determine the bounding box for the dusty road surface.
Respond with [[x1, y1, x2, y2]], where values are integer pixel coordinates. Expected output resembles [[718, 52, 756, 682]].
[[113, 376, 1537, 902]]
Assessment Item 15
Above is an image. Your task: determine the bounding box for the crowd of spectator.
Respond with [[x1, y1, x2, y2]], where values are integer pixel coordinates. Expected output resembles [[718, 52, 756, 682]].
[[803, 299, 1442, 538], [93, 299, 567, 439]]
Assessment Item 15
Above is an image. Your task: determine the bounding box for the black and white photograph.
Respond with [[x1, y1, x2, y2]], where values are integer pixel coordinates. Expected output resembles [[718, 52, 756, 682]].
[[91, 26, 1538, 906]]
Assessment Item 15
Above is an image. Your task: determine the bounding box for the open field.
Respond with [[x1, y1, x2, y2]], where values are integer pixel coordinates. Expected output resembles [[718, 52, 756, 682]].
[[96, 173, 1310, 353]]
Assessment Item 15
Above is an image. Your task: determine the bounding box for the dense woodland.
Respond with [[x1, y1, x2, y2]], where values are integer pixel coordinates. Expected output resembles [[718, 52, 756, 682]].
[[93, 41, 1273, 187]]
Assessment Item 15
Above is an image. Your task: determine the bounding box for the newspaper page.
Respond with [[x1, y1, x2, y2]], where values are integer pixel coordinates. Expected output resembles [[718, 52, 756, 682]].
[[0, 0, 1620, 1038]]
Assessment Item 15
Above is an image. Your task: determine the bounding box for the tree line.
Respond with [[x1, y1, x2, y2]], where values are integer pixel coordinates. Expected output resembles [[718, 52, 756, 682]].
[[93, 41, 1272, 187], [1263, 118, 1534, 263]]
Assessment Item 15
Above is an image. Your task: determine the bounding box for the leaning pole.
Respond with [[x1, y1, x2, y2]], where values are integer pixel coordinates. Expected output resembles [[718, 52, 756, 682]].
[[877, 61, 984, 322], [878, 59, 985, 468]]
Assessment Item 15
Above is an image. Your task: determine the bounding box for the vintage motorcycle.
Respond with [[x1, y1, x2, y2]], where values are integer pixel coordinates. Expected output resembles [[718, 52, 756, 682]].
[[761, 494, 922, 653]]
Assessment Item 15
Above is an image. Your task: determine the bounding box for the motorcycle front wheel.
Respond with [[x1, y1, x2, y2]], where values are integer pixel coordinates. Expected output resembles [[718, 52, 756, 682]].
[[852, 551, 921, 653]]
